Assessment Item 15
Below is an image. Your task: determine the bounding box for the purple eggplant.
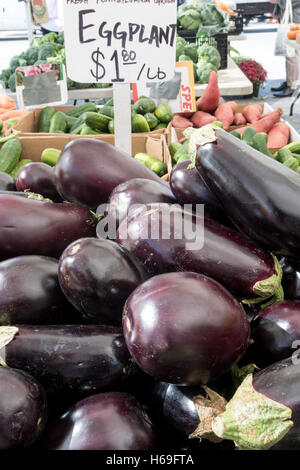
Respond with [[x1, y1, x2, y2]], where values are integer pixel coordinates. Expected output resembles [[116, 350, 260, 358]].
[[0, 255, 75, 325], [103, 178, 176, 231], [54, 139, 165, 208], [16, 162, 61, 201], [196, 130, 300, 260], [41, 392, 157, 450], [251, 300, 300, 366], [123, 272, 250, 385], [210, 356, 300, 450], [280, 258, 300, 300], [58, 238, 148, 326], [0, 325, 135, 397], [0, 367, 47, 449], [0, 171, 15, 191], [116, 203, 281, 301], [169, 159, 226, 223], [0, 194, 96, 260]]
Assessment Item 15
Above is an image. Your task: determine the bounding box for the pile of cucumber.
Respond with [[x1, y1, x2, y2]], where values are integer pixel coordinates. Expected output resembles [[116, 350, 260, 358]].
[[0, 136, 32, 180], [38, 98, 173, 135], [231, 127, 300, 174]]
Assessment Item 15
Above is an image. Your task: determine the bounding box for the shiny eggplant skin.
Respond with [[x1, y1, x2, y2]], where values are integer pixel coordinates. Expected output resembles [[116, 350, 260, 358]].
[[116, 203, 276, 300], [0, 367, 47, 449], [123, 272, 250, 385], [280, 258, 300, 300], [104, 178, 176, 230], [42, 392, 157, 450], [196, 130, 300, 260], [253, 357, 300, 450], [0, 325, 134, 396], [169, 160, 226, 222], [55, 139, 164, 208], [0, 195, 96, 260], [251, 300, 300, 366], [58, 238, 148, 326], [0, 171, 15, 191], [16, 162, 61, 201], [0, 256, 73, 325]]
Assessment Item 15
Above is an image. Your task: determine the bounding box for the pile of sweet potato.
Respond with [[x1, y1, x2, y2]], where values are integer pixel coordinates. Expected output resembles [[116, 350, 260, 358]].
[[172, 71, 290, 149]]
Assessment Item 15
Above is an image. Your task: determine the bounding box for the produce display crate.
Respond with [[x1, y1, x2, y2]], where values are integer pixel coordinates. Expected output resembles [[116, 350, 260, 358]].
[[12, 132, 172, 178], [177, 30, 228, 70], [11, 106, 172, 146], [228, 14, 244, 36]]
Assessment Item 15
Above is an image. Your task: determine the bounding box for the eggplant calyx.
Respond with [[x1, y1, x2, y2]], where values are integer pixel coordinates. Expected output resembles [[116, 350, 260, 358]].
[[0, 326, 19, 366], [189, 386, 227, 443], [231, 363, 260, 389], [185, 124, 218, 169], [211, 374, 293, 450], [25, 191, 53, 203], [242, 255, 283, 305]]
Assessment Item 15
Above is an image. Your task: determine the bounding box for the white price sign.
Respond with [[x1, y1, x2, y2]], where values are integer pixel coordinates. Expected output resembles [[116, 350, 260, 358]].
[[62, 0, 177, 84]]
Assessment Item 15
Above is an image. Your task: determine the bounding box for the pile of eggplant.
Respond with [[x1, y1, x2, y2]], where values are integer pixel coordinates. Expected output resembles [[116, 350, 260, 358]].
[[1, 132, 300, 451]]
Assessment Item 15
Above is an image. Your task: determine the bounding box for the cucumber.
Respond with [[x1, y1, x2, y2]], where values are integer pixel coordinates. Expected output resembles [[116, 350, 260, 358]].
[[152, 123, 167, 130], [134, 152, 167, 177], [133, 98, 156, 115], [49, 112, 67, 134], [144, 113, 159, 130], [277, 147, 293, 163], [65, 115, 77, 132], [280, 142, 300, 154], [241, 127, 256, 146], [132, 114, 150, 133], [251, 133, 273, 158], [41, 148, 62, 167], [38, 106, 56, 133], [283, 157, 299, 171], [65, 102, 97, 118], [169, 142, 182, 159], [0, 139, 22, 173], [100, 106, 114, 119], [154, 104, 173, 123], [108, 119, 114, 134], [80, 125, 99, 135], [10, 159, 32, 179], [85, 112, 112, 133]]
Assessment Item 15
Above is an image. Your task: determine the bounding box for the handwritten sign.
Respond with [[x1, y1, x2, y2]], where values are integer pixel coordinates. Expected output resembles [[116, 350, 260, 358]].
[[132, 61, 196, 113], [15, 64, 68, 109], [62, 0, 177, 84]]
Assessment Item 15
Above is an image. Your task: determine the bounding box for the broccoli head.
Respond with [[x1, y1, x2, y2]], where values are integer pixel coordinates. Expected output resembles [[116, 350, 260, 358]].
[[24, 47, 39, 65], [176, 36, 186, 61], [73, 81, 93, 89], [197, 44, 221, 69], [8, 74, 16, 93], [10, 56, 21, 72], [0, 68, 11, 88], [178, 54, 193, 62], [66, 76, 74, 90], [199, 4, 226, 27], [196, 61, 217, 84], [178, 7, 202, 31], [57, 31, 64, 45], [38, 43, 56, 61], [184, 43, 198, 63], [34, 60, 48, 65], [31, 37, 42, 48], [41, 32, 58, 44]]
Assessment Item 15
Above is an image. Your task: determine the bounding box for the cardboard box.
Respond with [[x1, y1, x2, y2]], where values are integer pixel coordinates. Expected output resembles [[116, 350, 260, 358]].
[[11, 132, 172, 178], [12, 106, 172, 146]]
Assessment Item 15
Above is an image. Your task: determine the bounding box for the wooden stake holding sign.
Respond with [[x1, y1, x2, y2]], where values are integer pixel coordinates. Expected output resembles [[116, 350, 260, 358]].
[[62, 0, 177, 155]]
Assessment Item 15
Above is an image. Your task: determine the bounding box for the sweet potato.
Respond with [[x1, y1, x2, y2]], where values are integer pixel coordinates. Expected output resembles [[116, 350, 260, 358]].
[[0, 94, 16, 111], [233, 113, 247, 126], [171, 115, 193, 129], [191, 111, 215, 128], [0, 108, 29, 122], [237, 108, 283, 135], [196, 71, 220, 113], [214, 102, 234, 130], [242, 104, 263, 123], [267, 122, 290, 149], [227, 101, 238, 114]]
